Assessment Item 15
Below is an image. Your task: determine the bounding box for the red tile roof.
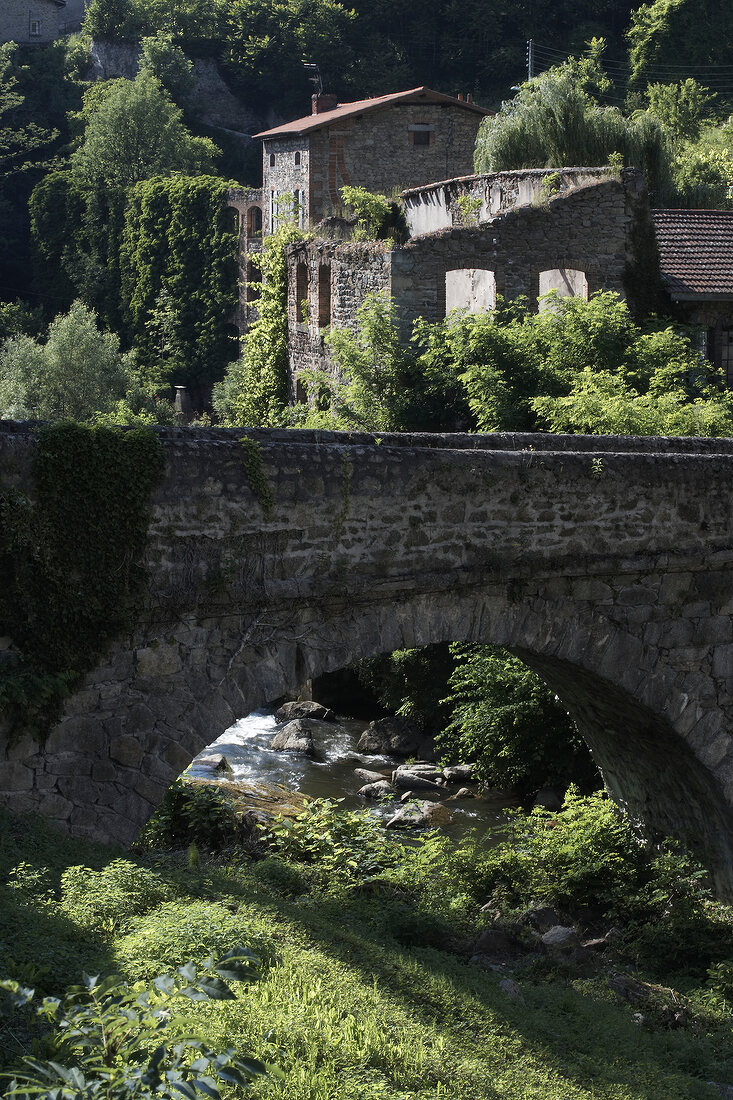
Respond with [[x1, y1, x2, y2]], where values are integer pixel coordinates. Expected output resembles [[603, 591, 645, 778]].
[[652, 209, 733, 299], [253, 86, 490, 139]]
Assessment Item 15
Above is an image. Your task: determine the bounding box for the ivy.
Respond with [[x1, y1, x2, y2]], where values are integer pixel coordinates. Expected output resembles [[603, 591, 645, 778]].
[[0, 422, 164, 739], [117, 176, 238, 397], [213, 225, 307, 427], [240, 437, 274, 518]]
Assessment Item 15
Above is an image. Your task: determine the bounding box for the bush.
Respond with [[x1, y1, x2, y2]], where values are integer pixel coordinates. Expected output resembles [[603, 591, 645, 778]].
[[114, 898, 275, 978], [137, 778, 242, 851], [60, 858, 178, 932]]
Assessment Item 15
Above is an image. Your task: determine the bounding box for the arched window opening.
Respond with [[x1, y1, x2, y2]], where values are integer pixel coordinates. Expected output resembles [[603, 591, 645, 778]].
[[318, 265, 331, 328], [225, 207, 239, 233], [538, 268, 588, 311], [246, 261, 261, 301], [269, 152, 276, 167], [296, 262, 308, 322], [247, 206, 262, 237], [295, 378, 307, 403], [445, 269, 496, 315], [295, 151, 302, 166]]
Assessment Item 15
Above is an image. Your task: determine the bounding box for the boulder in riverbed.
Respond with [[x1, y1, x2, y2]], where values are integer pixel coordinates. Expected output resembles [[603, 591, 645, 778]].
[[442, 764, 475, 783], [355, 767, 389, 784], [270, 719, 316, 755], [386, 799, 453, 828], [356, 716, 430, 757], [274, 700, 335, 723], [357, 780, 395, 799], [392, 766, 443, 791]]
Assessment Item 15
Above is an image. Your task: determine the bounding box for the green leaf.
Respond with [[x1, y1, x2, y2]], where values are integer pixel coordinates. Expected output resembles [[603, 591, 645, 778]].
[[178, 962, 197, 982], [193, 977, 235, 1001]]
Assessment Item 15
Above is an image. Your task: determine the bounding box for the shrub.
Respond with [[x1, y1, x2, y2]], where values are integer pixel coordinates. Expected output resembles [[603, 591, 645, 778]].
[[136, 778, 242, 851], [60, 859, 177, 932]]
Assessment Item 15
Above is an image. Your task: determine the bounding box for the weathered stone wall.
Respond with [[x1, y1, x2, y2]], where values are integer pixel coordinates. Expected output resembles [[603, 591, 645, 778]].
[[391, 172, 648, 333], [4, 424, 733, 895], [403, 167, 618, 236], [286, 238, 392, 389], [227, 187, 264, 332], [0, 0, 64, 43], [262, 135, 310, 235]]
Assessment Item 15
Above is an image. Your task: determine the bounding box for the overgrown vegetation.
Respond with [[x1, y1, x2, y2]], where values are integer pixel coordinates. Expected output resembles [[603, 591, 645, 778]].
[[2, 795, 733, 1100], [0, 422, 164, 737]]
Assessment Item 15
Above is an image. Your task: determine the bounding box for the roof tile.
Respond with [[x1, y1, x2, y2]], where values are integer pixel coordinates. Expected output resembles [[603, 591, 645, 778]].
[[652, 209, 733, 298]]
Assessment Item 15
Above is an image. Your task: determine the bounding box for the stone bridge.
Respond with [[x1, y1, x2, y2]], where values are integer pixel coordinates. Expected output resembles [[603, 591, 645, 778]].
[[3, 425, 733, 895]]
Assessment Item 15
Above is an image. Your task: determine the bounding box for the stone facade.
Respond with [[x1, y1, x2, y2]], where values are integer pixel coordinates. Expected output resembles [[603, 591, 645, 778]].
[[259, 91, 488, 235], [4, 423, 733, 897], [286, 168, 658, 383], [226, 187, 264, 333], [0, 0, 67, 44]]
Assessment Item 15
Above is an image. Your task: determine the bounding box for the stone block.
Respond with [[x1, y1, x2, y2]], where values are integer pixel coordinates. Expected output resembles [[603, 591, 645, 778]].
[[46, 716, 106, 756], [135, 642, 182, 678], [109, 736, 144, 769]]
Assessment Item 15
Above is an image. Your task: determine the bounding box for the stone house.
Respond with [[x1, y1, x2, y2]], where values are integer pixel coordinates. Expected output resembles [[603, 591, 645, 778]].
[[253, 86, 491, 237], [0, 0, 85, 44], [285, 166, 662, 393]]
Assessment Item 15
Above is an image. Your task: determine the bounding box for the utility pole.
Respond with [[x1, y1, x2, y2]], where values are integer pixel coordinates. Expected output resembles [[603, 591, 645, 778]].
[[526, 39, 535, 80]]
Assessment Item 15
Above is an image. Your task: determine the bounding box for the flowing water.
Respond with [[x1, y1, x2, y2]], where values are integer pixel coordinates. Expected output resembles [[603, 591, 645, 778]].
[[190, 709, 518, 834]]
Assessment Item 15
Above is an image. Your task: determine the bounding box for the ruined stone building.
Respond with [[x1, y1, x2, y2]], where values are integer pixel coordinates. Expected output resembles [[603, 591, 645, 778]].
[[222, 86, 733, 401]]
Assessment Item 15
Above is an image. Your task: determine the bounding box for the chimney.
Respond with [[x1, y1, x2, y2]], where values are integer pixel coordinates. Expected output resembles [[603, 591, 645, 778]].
[[312, 93, 339, 115], [466, 93, 473, 103], [457, 93, 464, 101]]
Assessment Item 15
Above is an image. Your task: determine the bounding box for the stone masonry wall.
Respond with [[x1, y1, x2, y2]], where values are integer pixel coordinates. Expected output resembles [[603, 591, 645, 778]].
[[263, 135, 310, 235], [0, 0, 64, 43], [286, 238, 392, 389], [391, 172, 648, 333], [295, 102, 484, 226], [4, 426, 733, 895]]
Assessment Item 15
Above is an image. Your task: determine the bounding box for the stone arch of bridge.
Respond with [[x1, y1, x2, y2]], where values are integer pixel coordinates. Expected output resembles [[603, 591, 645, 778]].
[[13, 579, 732, 897]]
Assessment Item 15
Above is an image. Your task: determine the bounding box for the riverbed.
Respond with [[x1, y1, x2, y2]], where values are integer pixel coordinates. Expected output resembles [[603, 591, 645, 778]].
[[189, 708, 518, 833]]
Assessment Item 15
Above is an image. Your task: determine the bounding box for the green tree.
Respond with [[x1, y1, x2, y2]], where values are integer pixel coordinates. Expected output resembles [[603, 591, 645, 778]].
[[628, 0, 733, 104], [644, 79, 716, 144], [71, 72, 218, 187], [474, 46, 671, 199], [437, 646, 597, 795], [0, 300, 135, 421], [139, 32, 195, 105]]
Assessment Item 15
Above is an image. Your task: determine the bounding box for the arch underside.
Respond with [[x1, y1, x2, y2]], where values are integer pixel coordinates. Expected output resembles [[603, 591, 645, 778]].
[[5, 583, 733, 898]]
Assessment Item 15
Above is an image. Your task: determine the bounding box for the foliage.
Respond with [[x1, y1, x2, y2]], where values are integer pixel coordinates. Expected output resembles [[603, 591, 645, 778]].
[[60, 860, 178, 933], [240, 437, 275, 517], [262, 798, 400, 886], [670, 119, 733, 208], [454, 291, 731, 435], [628, 0, 733, 105], [136, 779, 243, 852], [0, 422, 164, 737], [70, 73, 218, 187], [138, 33, 195, 106], [339, 185, 392, 239], [643, 79, 716, 145], [436, 646, 597, 795], [1, 951, 265, 1100], [292, 293, 471, 433], [357, 644, 456, 733], [212, 225, 305, 426], [474, 43, 672, 199], [120, 175, 239, 393], [0, 300, 135, 421]]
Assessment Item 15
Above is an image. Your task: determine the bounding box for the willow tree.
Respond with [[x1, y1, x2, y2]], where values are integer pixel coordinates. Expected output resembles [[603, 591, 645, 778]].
[[474, 49, 672, 200]]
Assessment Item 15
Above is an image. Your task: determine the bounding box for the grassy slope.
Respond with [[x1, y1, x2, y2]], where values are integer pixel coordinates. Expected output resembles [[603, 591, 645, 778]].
[[0, 808, 731, 1100]]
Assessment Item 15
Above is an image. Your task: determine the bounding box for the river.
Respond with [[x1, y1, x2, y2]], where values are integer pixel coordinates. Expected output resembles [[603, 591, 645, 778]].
[[189, 708, 519, 834]]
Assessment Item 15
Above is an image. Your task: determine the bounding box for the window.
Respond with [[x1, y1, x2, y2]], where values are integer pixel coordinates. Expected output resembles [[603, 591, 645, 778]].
[[29, 19, 41, 36], [246, 261, 261, 301], [296, 263, 308, 322], [270, 190, 278, 231], [318, 265, 331, 328], [409, 124, 433, 147], [269, 153, 276, 167], [445, 269, 496, 315], [538, 268, 588, 311], [226, 207, 239, 232], [294, 189, 305, 228], [247, 205, 262, 237], [720, 327, 733, 386], [295, 151, 301, 166]]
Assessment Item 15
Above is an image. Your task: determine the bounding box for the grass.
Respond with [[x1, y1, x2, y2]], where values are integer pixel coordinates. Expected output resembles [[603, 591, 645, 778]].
[[0, 803, 732, 1100]]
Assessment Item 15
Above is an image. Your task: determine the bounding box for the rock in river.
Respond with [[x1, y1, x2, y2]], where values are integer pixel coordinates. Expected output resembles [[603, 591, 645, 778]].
[[386, 799, 453, 828], [274, 700, 335, 723], [356, 716, 431, 757], [358, 780, 395, 799], [270, 719, 318, 755]]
